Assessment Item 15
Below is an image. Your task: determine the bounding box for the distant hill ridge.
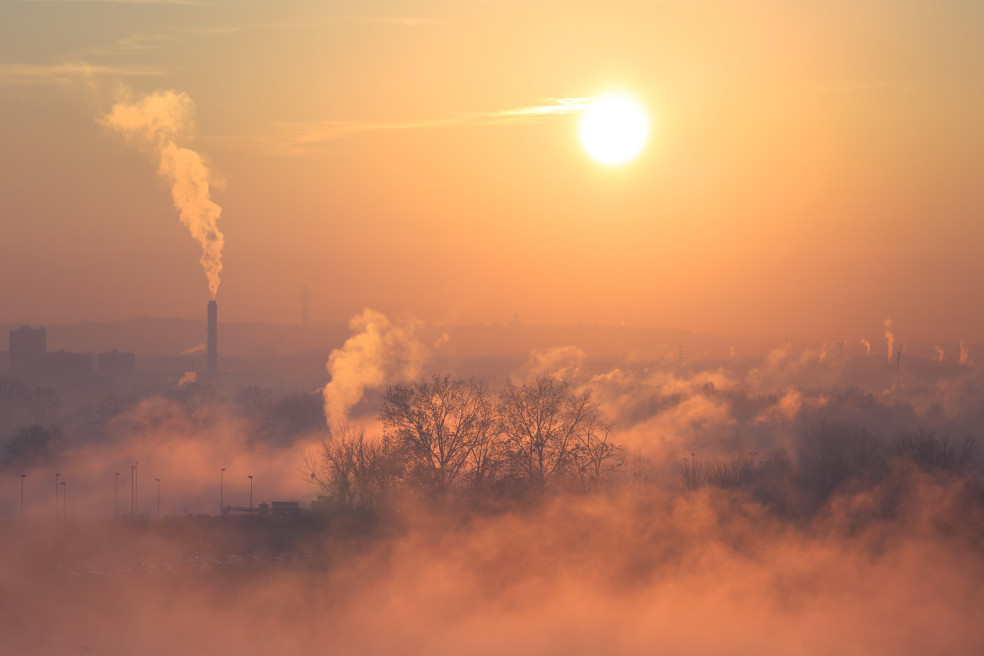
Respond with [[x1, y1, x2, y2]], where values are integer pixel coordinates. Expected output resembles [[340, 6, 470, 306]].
[[1, 318, 737, 359]]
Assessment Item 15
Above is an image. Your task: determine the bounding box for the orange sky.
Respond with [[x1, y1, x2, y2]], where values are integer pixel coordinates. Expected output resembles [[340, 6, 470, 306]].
[[1, 0, 982, 342]]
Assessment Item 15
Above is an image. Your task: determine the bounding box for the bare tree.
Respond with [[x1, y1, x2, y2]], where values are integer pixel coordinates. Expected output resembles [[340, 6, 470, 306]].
[[3, 423, 62, 469], [892, 430, 977, 473], [0, 379, 60, 441], [571, 424, 624, 490], [307, 426, 400, 513], [500, 376, 604, 491], [380, 375, 498, 496], [706, 451, 758, 489], [466, 410, 506, 492]]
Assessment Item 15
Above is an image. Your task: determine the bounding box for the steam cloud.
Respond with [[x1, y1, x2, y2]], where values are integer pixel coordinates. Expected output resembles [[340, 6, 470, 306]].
[[322, 309, 432, 427], [935, 346, 945, 363], [102, 90, 225, 298], [884, 319, 895, 362], [861, 338, 871, 355], [959, 340, 970, 366], [515, 346, 588, 381]]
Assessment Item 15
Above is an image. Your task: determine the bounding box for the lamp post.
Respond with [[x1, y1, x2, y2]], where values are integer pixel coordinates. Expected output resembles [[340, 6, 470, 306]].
[[134, 461, 139, 520], [115, 472, 119, 521], [20, 474, 26, 521], [55, 472, 60, 519], [61, 481, 66, 520], [220, 467, 226, 518], [130, 465, 135, 520], [248, 475, 253, 516], [155, 478, 161, 520]]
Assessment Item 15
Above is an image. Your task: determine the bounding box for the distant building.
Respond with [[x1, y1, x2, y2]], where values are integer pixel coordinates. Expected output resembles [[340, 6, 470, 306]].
[[47, 349, 93, 377], [9, 326, 46, 378], [270, 501, 302, 515], [98, 349, 136, 378], [311, 495, 337, 514]]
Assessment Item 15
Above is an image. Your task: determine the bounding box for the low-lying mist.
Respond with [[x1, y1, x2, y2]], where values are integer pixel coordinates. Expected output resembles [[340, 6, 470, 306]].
[[2, 471, 982, 655], [2, 329, 983, 655]]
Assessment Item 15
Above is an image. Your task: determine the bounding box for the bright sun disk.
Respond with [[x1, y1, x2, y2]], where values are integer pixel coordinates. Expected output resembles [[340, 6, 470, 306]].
[[579, 93, 649, 165]]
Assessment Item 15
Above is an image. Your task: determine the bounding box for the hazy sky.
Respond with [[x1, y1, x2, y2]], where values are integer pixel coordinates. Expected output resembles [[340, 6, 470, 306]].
[[1, 0, 982, 341]]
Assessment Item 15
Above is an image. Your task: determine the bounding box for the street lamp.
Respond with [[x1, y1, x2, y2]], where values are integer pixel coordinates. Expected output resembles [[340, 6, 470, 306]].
[[55, 472, 61, 519], [248, 475, 253, 516], [134, 461, 139, 520], [155, 478, 161, 520], [220, 467, 226, 518], [115, 472, 119, 521], [20, 474, 26, 521], [61, 481, 66, 520], [130, 465, 135, 520]]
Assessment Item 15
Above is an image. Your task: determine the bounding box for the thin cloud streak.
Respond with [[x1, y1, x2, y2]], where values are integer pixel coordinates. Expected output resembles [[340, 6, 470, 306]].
[[84, 32, 179, 58], [0, 62, 165, 87], [334, 16, 438, 26], [3, 8, 435, 91], [16, 0, 215, 5], [229, 98, 593, 154], [793, 80, 920, 95], [81, 14, 436, 58]]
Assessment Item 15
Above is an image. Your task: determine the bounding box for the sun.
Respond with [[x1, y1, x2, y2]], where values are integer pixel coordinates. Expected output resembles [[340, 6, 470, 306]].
[[579, 93, 649, 165]]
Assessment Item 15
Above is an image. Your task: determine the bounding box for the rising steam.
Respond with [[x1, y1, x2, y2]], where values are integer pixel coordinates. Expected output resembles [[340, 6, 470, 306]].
[[883, 319, 895, 363], [860, 338, 871, 356], [515, 346, 588, 381], [322, 309, 432, 427], [959, 340, 971, 366], [101, 90, 224, 298]]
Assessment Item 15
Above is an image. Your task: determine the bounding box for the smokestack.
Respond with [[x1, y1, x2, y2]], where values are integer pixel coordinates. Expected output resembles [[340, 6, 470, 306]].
[[207, 300, 217, 376]]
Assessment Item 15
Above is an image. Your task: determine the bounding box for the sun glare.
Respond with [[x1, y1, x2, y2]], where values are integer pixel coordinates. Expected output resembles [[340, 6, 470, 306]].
[[579, 93, 649, 165]]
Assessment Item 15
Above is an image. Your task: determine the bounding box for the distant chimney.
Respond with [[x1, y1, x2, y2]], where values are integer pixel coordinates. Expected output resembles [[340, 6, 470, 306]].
[[207, 300, 217, 376]]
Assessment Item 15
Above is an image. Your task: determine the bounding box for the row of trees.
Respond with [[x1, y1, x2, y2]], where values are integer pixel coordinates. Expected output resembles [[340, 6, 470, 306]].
[[677, 423, 978, 517], [310, 372, 981, 519], [309, 375, 624, 511]]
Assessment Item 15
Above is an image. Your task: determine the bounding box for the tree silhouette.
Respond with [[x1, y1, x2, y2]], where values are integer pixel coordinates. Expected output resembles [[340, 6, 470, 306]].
[[380, 375, 497, 497], [500, 375, 604, 491]]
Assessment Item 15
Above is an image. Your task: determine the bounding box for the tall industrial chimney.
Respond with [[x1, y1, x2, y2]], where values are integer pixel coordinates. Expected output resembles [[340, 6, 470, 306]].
[[207, 300, 217, 376]]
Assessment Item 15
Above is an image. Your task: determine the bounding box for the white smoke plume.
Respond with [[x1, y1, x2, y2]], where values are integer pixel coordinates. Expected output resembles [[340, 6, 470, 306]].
[[322, 309, 432, 427], [181, 343, 206, 355], [433, 332, 451, 349], [959, 340, 970, 366], [860, 338, 871, 356], [515, 346, 588, 382], [935, 346, 945, 363], [101, 89, 224, 298], [883, 320, 895, 363]]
